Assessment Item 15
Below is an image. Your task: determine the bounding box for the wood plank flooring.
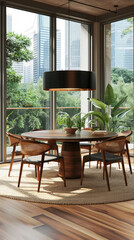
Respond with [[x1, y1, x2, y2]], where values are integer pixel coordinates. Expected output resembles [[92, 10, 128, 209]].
[[0, 151, 134, 239], [0, 198, 133, 240]]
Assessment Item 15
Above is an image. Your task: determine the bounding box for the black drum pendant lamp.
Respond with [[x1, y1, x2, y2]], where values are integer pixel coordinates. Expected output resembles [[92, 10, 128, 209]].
[[43, 70, 96, 91], [43, 0, 96, 92]]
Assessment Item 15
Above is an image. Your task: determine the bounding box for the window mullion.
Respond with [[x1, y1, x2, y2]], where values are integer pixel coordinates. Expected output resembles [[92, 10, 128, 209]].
[[1, 2, 6, 162]]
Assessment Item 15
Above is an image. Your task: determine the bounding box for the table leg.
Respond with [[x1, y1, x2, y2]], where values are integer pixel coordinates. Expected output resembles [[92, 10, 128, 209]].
[[59, 142, 81, 179]]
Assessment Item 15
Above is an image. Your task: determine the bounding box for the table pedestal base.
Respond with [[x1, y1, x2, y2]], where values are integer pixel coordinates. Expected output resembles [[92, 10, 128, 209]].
[[59, 142, 81, 179]]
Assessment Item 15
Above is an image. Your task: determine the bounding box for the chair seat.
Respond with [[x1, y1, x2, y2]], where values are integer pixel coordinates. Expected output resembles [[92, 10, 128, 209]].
[[84, 152, 123, 163], [13, 150, 21, 155], [80, 142, 94, 147], [23, 157, 41, 164], [81, 136, 127, 191], [18, 139, 66, 192], [23, 154, 63, 164]]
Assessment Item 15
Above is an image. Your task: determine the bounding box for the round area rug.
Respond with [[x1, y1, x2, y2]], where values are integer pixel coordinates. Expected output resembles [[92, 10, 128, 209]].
[[0, 163, 134, 204]]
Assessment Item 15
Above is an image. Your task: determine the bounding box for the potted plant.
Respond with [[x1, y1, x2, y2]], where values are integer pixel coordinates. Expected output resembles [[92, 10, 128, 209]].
[[84, 84, 131, 132], [72, 112, 86, 132], [57, 112, 77, 134], [57, 112, 86, 134]]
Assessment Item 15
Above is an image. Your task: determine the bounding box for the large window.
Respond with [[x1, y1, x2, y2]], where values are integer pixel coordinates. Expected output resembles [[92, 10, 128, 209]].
[[104, 18, 134, 136], [56, 19, 91, 127], [6, 8, 50, 158], [0, 6, 92, 162]]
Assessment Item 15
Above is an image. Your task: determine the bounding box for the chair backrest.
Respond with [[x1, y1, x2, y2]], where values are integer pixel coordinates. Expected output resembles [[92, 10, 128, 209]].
[[6, 132, 22, 146], [118, 130, 132, 143], [31, 129, 43, 131], [95, 136, 126, 154], [20, 139, 51, 156]]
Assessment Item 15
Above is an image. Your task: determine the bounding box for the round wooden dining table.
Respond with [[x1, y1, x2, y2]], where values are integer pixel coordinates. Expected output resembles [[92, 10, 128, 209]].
[[22, 129, 117, 179]]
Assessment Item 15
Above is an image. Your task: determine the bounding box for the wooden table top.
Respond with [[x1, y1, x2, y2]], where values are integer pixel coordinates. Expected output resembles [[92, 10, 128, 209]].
[[22, 129, 117, 142]]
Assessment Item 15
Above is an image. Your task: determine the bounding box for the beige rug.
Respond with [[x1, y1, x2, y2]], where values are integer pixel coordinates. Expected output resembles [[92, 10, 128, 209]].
[[0, 162, 134, 204]]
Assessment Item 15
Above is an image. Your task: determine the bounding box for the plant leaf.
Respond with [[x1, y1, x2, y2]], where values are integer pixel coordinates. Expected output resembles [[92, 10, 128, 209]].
[[104, 112, 110, 123], [84, 111, 105, 128], [111, 96, 128, 117], [104, 84, 114, 105], [115, 109, 131, 118], [87, 119, 97, 126], [89, 98, 106, 111]]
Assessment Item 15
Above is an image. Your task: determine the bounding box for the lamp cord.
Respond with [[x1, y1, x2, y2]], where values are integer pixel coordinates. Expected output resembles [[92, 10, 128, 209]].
[[68, 0, 70, 70]]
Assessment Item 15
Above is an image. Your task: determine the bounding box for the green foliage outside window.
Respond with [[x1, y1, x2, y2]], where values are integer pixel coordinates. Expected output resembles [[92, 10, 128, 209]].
[[6, 32, 81, 134], [6, 32, 133, 141]]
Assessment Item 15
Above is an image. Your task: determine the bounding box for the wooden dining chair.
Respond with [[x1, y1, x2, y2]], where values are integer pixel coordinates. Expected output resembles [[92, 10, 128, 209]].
[[118, 130, 133, 174], [7, 132, 22, 177], [80, 128, 94, 168], [18, 139, 66, 192], [30, 129, 59, 155], [7, 129, 59, 176], [81, 136, 127, 191], [80, 142, 94, 154]]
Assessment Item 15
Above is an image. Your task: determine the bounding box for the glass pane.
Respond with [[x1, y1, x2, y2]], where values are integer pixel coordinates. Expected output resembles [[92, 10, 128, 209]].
[[6, 8, 50, 159], [56, 19, 90, 130], [104, 18, 134, 136]]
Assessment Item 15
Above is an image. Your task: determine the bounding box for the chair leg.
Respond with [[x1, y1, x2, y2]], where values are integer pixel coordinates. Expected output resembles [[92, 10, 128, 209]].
[[121, 160, 128, 186], [18, 156, 24, 187], [104, 164, 110, 191], [61, 159, 66, 187], [103, 165, 105, 180], [35, 166, 39, 179], [35, 166, 37, 178], [8, 145, 16, 177], [37, 166, 40, 181], [97, 161, 101, 169], [89, 146, 91, 168], [126, 143, 132, 174], [109, 164, 111, 177], [37, 156, 44, 192], [118, 162, 121, 169], [81, 160, 85, 185]]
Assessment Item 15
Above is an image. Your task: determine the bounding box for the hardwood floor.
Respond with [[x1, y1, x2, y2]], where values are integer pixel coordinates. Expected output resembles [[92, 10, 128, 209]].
[[0, 151, 133, 239], [0, 197, 134, 240]]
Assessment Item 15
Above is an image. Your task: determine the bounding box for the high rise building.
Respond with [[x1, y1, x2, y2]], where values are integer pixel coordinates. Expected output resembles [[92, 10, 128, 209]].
[[7, 13, 34, 83], [111, 19, 133, 71], [33, 15, 61, 84], [12, 62, 24, 82], [65, 21, 80, 69], [56, 30, 61, 70], [24, 61, 33, 84], [7, 14, 12, 33], [33, 15, 50, 84]]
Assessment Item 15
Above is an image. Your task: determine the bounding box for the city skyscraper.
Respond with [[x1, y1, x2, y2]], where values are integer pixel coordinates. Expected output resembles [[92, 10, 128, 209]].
[[33, 15, 61, 84], [65, 21, 80, 70], [7, 13, 34, 83], [7, 14, 12, 33], [7, 13, 133, 84], [111, 19, 133, 71], [33, 15, 50, 84]]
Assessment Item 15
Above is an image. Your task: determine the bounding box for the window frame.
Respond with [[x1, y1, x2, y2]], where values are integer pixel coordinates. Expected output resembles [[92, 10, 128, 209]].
[[0, 3, 93, 162]]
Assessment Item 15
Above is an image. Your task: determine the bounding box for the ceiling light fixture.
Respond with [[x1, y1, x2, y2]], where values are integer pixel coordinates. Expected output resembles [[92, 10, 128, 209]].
[[70, 0, 118, 14], [43, 70, 96, 91], [113, 4, 119, 13], [43, 0, 96, 91]]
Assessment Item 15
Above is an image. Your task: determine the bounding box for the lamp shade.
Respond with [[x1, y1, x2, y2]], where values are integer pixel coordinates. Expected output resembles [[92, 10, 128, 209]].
[[43, 70, 96, 91]]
